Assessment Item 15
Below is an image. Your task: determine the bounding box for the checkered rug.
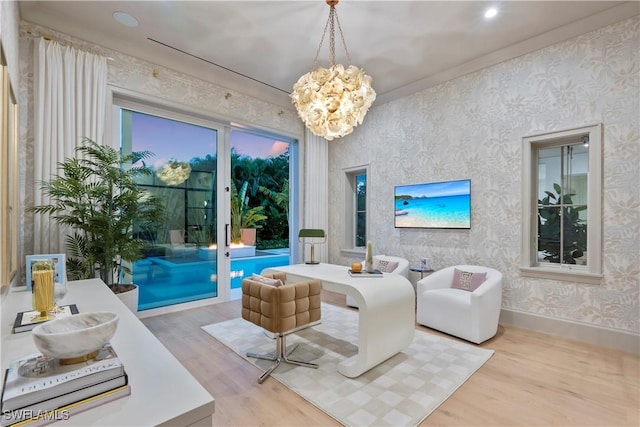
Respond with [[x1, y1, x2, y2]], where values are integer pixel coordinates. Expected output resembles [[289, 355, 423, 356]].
[[202, 303, 493, 426]]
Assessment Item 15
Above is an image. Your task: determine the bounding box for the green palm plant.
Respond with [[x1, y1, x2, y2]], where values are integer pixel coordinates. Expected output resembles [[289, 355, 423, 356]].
[[259, 178, 289, 218], [230, 181, 267, 244], [30, 138, 166, 291]]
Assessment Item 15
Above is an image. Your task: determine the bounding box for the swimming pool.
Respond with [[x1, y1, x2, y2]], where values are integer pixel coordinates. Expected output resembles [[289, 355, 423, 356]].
[[132, 249, 290, 311]]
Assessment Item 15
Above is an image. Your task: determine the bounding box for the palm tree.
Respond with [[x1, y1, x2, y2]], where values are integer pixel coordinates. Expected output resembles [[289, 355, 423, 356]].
[[259, 178, 289, 218], [30, 138, 166, 289]]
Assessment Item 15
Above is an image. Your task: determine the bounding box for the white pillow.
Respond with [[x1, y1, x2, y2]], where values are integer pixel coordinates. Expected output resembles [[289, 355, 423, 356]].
[[251, 273, 283, 287], [374, 258, 399, 273], [373, 258, 400, 273]]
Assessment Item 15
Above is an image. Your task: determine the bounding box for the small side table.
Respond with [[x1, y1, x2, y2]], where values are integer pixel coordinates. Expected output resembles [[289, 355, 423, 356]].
[[410, 266, 434, 279]]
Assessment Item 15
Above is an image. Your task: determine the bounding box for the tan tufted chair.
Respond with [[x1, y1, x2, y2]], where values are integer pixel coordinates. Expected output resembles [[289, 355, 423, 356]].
[[241, 272, 322, 383]]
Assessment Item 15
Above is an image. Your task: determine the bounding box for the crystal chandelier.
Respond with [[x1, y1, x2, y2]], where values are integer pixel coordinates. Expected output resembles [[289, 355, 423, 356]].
[[291, 0, 376, 141]]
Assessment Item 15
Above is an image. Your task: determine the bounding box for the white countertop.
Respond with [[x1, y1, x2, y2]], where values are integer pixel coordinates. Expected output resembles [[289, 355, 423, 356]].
[[1, 279, 214, 426]]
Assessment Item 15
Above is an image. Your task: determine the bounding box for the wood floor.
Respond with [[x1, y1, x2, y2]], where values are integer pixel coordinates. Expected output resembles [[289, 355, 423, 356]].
[[141, 291, 639, 426]]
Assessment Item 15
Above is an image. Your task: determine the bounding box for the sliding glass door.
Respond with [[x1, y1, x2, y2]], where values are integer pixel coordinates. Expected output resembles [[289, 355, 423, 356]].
[[228, 129, 293, 298], [114, 99, 297, 311], [118, 104, 226, 310]]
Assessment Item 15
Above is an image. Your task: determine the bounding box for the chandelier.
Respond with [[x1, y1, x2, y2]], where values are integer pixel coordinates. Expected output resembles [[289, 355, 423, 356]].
[[156, 160, 192, 186], [291, 0, 376, 141]]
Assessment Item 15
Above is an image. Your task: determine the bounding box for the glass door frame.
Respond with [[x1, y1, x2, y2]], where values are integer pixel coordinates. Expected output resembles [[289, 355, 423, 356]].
[[226, 125, 299, 299], [110, 95, 231, 311], [108, 90, 300, 315]]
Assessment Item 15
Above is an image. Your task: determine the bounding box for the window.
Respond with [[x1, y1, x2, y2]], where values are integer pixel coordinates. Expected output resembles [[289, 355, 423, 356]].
[[343, 165, 369, 251], [355, 173, 367, 247], [520, 124, 602, 284]]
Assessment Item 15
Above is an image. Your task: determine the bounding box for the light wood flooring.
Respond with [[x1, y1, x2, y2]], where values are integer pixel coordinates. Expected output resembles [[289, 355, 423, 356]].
[[141, 291, 639, 426]]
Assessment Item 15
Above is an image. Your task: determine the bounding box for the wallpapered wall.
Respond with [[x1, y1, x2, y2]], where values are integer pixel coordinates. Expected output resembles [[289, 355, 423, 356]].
[[0, 1, 20, 90], [15, 18, 639, 335], [328, 17, 639, 334], [17, 23, 303, 280]]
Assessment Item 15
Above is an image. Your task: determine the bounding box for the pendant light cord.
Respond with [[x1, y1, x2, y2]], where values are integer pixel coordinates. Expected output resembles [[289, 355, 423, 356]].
[[311, 2, 352, 70]]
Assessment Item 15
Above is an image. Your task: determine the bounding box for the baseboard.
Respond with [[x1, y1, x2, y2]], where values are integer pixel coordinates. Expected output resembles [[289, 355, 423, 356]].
[[499, 308, 640, 355]]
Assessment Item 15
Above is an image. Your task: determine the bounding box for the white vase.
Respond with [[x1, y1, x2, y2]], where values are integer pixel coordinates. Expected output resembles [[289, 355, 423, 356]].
[[364, 241, 374, 273]]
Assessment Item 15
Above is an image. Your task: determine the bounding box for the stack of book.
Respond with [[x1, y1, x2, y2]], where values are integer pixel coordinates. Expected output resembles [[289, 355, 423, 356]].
[[1, 343, 130, 426], [12, 305, 79, 334]]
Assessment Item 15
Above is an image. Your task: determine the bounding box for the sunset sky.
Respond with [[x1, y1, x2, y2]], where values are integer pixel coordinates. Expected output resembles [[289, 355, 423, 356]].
[[130, 111, 288, 168]]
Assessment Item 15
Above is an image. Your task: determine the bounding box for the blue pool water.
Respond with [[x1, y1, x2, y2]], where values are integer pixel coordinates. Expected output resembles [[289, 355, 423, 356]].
[[132, 250, 290, 311]]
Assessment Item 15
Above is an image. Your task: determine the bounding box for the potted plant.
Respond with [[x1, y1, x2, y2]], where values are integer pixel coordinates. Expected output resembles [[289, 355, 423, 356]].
[[538, 183, 587, 264], [30, 138, 166, 312], [230, 181, 267, 245]]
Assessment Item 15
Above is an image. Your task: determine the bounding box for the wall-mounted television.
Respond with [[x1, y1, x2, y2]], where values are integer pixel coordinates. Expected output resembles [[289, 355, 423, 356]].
[[394, 179, 471, 229]]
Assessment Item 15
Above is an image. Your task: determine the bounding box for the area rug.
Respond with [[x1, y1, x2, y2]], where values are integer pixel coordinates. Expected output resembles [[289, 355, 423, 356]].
[[202, 303, 493, 426]]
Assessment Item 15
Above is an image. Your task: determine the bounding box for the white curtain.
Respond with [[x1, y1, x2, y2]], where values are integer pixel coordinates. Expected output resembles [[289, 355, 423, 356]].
[[303, 130, 329, 263], [33, 39, 107, 254]]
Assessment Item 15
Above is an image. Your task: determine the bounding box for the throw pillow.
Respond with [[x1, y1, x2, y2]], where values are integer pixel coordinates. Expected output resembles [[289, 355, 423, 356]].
[[251, 273, 283, 287], [451, 268, 487, 292], [375, 259, 399, 273]]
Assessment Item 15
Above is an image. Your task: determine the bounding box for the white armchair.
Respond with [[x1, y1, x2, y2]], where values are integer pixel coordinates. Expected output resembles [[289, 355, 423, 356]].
[[416, 265, 503, 344], [346, 255, 410, 308]]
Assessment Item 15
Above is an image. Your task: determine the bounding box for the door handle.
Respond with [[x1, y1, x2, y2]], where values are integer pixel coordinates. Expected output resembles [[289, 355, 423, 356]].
[[225, 223, 230, 247]]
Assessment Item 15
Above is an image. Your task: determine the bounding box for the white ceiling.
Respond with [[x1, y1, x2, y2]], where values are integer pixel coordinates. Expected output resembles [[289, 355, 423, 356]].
[[18, 1, 639, 109]]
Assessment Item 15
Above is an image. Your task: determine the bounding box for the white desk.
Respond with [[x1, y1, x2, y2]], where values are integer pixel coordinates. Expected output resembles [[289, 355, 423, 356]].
[[1, 279, 215, 426], [263, 263, 415, 378]]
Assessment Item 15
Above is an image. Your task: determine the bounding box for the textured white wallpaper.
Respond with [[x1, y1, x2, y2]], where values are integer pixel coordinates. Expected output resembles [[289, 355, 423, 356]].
[[328, 17, 640, 334], [16, 18, 639, 335], [0, 1, 20, 90]]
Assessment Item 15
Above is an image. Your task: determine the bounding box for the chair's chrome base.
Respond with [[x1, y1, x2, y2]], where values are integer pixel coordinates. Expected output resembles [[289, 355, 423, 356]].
[[247, 333, 318, 383]]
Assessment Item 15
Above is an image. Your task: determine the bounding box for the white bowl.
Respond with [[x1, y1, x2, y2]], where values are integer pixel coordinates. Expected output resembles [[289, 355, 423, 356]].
[[32, 312, 119, 359]]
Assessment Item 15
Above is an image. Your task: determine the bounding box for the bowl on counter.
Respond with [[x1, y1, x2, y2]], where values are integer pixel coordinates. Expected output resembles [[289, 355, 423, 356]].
[[32, 311, 119, 362]]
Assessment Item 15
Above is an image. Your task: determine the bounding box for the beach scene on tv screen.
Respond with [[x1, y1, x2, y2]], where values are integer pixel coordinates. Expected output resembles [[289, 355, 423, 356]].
[[395, 180, 471, 228]]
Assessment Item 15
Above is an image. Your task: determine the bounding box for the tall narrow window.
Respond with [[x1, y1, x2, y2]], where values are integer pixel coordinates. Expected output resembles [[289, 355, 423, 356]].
[[344, 165, 369, 251], [521, 124, 602, 284], [355, 173, 367, 247], [537, 143, 588, 266]]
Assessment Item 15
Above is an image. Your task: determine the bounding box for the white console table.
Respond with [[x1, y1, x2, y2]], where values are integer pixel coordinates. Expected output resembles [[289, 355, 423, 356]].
[[1, 279, 215, 426], [263, 263, 415, 378]]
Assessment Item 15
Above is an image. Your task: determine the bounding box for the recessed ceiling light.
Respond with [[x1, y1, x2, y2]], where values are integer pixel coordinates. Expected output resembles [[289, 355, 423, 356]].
[[484, 7, 498, 19], [113, 11, 139, 27]]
